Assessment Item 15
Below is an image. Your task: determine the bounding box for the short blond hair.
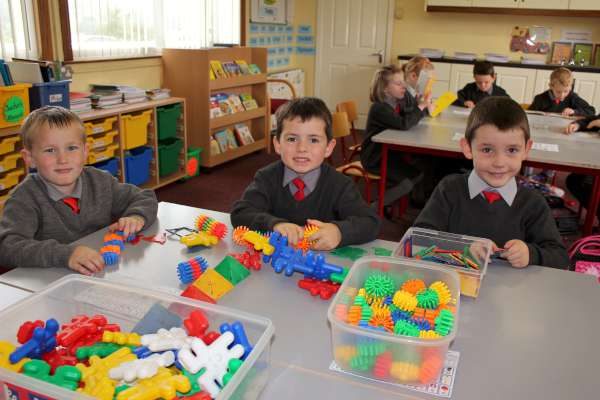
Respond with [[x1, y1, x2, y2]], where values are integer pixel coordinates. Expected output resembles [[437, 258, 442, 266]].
[[370, 64, 404, 103], [550, 67, 573, 88], [401, 56, 433, 77], [21, 106, 85, 150]]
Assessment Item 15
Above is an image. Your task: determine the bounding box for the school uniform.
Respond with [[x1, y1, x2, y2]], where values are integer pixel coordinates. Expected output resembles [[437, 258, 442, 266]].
[[453, 82, 509, 107], [529, 90, 595, 116]]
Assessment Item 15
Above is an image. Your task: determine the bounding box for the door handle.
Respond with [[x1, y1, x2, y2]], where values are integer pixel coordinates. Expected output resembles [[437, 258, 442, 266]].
[[370, 50, 383, 64]]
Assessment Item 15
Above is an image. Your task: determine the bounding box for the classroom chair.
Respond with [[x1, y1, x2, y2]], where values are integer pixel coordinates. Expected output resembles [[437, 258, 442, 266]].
[[266, 78, 297, 153], [336, 100, 361, 148]]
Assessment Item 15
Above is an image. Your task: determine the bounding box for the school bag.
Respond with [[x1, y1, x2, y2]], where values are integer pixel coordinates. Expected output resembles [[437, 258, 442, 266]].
[[568, 235, 600, 283]]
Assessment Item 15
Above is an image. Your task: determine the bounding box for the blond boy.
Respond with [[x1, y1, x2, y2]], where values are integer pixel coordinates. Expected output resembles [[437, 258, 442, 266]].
[[530, 67, 595, 118]]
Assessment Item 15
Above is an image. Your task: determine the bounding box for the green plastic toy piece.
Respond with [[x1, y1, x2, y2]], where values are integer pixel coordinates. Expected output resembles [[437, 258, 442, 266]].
[[349, 354, 375, 371], [415, 245, 436, 258], [434, 309, 454, 336], [23, 359, 81, 391], [329, 266, 349, 284], [214, 255, 251, 285], [114, 384, 131, 397], [393, 320, 420, 337], [356, 341, 386, 357], [416, 288, 440, 310], [75, 342, 124, 360], [360, 304, 373, 322], [222, 358, 243, 387], [331, 246, 367, 261], [392, 345, 422, 364], [177, 368, 206, 396], [372, 247, 392, 256], [364, 272, 395, 297]]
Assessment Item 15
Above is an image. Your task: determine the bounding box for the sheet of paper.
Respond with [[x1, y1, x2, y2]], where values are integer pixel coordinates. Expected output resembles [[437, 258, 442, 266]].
[[452, 132, 463, 141], [532, 142, 559, 152]]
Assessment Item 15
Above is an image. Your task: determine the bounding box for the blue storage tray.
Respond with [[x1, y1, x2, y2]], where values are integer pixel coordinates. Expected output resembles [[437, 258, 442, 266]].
[[124, 146, 153, 186], [29, 80, 71, 110], [93, 157, 119, 177]]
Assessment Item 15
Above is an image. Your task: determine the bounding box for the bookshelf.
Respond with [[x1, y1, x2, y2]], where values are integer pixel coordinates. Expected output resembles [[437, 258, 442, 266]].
[[162, 47, 268, 168]]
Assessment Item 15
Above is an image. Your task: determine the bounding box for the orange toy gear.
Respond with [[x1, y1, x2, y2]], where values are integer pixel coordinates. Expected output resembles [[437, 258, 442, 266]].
[[232, 226, 251, 247], [195, 215, 228, 240], [401, 279, 426, 295]]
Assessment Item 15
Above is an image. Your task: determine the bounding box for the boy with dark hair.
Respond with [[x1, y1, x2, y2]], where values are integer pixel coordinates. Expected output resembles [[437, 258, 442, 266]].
[[231, 97, 381, 250], [529, 67, 595, 117], [0, 106, 158, 274], [414, 97, 569, 269], [454, 61, 509, 108]]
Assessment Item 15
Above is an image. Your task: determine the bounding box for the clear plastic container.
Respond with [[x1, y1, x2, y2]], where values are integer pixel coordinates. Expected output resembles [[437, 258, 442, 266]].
[[0, 276, 274, 400], [394, 227, 492, 298], [327, 256, 460, 386]]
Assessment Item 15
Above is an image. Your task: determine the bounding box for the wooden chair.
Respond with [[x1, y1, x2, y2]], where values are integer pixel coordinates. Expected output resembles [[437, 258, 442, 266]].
[[266, 78, 297, 153], [336, 100, 361, 147]]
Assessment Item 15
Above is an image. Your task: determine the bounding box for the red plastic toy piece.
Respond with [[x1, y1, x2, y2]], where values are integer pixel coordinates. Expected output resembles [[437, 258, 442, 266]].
[[201, 331, 220, 345], [41, 347, 78, 373], [373, 351, 393, 379], [297, 278, 340, 300], [178, 392, 212, 400], [57, 315, 120, 354], [231, 250, 262, 271], [183, 310, 209, 338], [180, 285, 216, 304], [17, 320, 45, 344], [142, 232, 167, 244], [129, 234, 142, 245]]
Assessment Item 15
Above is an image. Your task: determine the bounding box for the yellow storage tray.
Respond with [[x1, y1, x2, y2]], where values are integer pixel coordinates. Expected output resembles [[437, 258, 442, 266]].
[[84, 116, 118, 136], [0, 84, 31, 129], [86, 130, 118, 150], [121, 110, 152, 150], [0, 136, 20, 156], [0, 153, 20, 173], [0, 169, 24, 191], [88, 143, 118, 164]]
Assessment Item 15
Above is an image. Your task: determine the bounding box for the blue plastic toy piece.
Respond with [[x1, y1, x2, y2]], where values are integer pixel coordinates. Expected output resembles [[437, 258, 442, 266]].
[[176, 256, 209, 284], [102, 251, 119, 266], [219, 321, 253, 360], [133, 346, 153, 359], [10, 319, 59, 363], [411, 317, 431, 331], [116, 230, 136, 242]]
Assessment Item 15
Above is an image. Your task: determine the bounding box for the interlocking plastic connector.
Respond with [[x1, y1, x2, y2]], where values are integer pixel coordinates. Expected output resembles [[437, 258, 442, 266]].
[[180, 285, 217, 304], [57, 315, 120, 349], [23, 359, 81, 390], [183, 310, 209, 338], [231, 249, 262, 271], [76, 347, 136, 388], [191, 268, 234, 300], [109, 351, 175, 383], [76, 342, 124, 360], [242, 230, 274, 255], [101, 232, 124, 265], [214, 256, 250, 285], [222, 358, 243, 387], [141, 327, 191, 352], [196, 215, 228, 240], [219, 321, 253, 360], [116, 368, 191, 400], [0, 341, 29, 372], [41, 347, 78, 373], [177, 256, 209, 284], [297, 278, 340, 300], [10, 318, 59, 363], [180, 231, 219, 248], [102, 330, 141, 346], [17, 320, 44, 344]]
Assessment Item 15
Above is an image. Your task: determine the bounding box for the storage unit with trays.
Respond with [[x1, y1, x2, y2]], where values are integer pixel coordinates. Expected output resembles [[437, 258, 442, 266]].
[[0, 131, 24, 213], [163, 47, 268, 167]]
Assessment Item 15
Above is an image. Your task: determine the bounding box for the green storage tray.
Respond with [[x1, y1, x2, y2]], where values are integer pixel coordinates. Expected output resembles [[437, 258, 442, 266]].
[[156, 103, 182, 140], [158, 137, 183, 177]]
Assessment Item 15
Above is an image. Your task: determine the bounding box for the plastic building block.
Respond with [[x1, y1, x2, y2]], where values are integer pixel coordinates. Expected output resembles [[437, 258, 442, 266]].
[[231, 249, 262, 270], [180, 285, 216, 304], [178, 332, 244, 398], [219, 321, 253, 360], [0, 340, 29, 372], [183, 310, 209, 338], [42, 347, 78, 373], [10, 318, 59, 363], [177, 368, 206, 397], [372, 247, 393, 256], [142, 232, 167, 244], [78, 376, 117, 400], [57, 314, 120, 352], [116, 367, 191, 400], [141, 327, 191, 352], [102, 330, 142, 346], [298, 278, 341, 300], [331, 246, 367, 261], [109, 351, 175, 382], [202, 331, 220, 345], [177, 256, 209, 284], [242, 230, 274, 255], [329, 266, 349, 284], [180, 231, 219, 248], [222, 358, 243, 387], [17, 320, 44, 344], [101, 231, 126, 265], [23, 359, 81, 390], [76, 342, 123, 360], [196, 215, 228, 240], [77, 347, 136, 387], [191, 268, 234, 300], [232, 226, 252, 248], [214, 255, 250, 285], [133, 303, 183, 335]]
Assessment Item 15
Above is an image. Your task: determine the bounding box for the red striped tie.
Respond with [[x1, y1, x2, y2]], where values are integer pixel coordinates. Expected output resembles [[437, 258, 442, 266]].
[[292, 178, 305, 201]]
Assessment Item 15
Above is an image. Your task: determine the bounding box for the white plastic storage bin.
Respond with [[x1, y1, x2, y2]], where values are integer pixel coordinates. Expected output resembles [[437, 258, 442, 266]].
[[0, 276, 274, 400]]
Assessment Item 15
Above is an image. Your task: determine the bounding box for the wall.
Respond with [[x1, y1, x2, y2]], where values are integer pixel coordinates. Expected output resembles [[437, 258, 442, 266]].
[[392, 0, 600, 62]]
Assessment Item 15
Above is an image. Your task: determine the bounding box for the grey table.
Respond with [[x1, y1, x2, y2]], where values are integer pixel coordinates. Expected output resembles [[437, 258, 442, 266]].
[[372, 106, 600, 235], [0, 283, 30, 311], [1, 202, 599, 399]]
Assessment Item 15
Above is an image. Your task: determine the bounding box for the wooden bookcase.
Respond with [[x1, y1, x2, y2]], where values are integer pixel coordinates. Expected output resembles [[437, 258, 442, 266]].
[[162, 47, 268, 167]]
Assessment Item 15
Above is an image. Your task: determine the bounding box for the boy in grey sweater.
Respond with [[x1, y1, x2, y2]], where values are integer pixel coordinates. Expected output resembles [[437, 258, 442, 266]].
[[0, 106, 157, 274]]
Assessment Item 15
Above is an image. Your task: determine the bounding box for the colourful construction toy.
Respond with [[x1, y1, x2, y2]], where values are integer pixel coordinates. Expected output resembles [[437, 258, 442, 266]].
[[196, 214, 228, 240], [23, 359, 81, 390], [177, 256, 209, 284], [100, 230, 135, 265]]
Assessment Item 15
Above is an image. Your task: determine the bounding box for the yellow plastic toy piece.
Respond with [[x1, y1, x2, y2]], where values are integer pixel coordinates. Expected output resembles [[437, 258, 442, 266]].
[[101, 331, 141, 346], [77, 375, 116, 400], [77, 347, 135, 389], [430, 92, 458, 117], [390, 361, 420, 383], [0, 341, 29, 372], [180, 231, 219, 247], [192, 268, 234, 300], [429, 281, 452, 305], [242, 231, 274, 255], [116, 367, 191, 400], [419, 330, 441, 340], [392, 290, 418, 312], [334, 345, 356, 367]]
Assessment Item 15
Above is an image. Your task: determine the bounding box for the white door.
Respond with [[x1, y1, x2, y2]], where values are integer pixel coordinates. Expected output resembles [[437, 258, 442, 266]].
[[471, 0, 516, 7], [495, 66, 536, 104], [449, 64, 474, 93], [533, 70, 552, 97], [524, 0, 569, 8], [315, 0, 393, 128], [569, 0, 600, 10], [427, 0, 472, 6], [573, 72, 600, 111]]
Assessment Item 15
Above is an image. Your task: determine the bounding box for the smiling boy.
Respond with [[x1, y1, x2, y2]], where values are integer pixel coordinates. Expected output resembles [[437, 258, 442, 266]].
[[414, 97, 569, 269], [231, 97, 381, 250], [454, 61, 510, 108]]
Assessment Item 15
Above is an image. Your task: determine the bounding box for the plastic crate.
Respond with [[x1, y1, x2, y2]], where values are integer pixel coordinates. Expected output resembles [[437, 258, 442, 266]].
[[0, 275, 274, 400], [0, 136, 20, 156], [0, 84, 31, 129], [0, 169, 24, 191], [86, 130, 118, 150], [158, 137, 183, 177], [327, 256, 460, 386], [156, 103, 182, 140], [84, 116, 117, 136], [394, 227, 491, 298], [92, 157, 119, 177], [0, 153, 20, 173], [28, 80, 71, 110], [121, 110, 152, 150], [125, 146, 153, 186], [87, 143, 118, 164]]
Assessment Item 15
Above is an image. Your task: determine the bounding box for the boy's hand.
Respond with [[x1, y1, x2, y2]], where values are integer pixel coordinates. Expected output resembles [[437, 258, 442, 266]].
[[306, 219, 342, 251], [68, 245, 104, 276], [273, 222, 304, 245], [502, 240, 529, 268], [561, 107, 575, 116], [565, 122, 579, 135], [588, 119, 600, 130], [109, 215, 145, 238], [464, 100, 475, 109]]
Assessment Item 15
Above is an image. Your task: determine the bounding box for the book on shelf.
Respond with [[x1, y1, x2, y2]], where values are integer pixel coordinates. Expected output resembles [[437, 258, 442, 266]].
[[227, 94, 245, 113], [225, 128, 239, 149], [214, 130, 229, 152], [235, 60, 250, 75], [248, 64, 261, 74], [222, 61, 241, 77], [210, 138, 221, 155], [239, 93, 258, 110], [234, 123, 255, 145], [146, 88, 171, 100], [209, 68, 216, 80], [214, 92, 233, 115], [69, 91, 92, 113], [209, 95, 223, 118], [210, 60, 228, 79]]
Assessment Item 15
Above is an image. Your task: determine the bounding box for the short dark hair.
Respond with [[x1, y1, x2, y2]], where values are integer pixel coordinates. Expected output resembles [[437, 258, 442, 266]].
[[473, 61, 495, 77], [465, 97, 530, 144], [275, 97, 332, 140], [21, 106, 85, 149]]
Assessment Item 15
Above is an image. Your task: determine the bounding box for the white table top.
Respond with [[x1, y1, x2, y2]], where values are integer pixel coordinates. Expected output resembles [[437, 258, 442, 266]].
[[1, 202, 599, 399], [372, 106, 600, 172], [0, 283, 30, 311]]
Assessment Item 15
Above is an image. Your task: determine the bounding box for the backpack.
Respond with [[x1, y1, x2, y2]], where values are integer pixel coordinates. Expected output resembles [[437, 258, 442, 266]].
[[568, 235, 600, 283]]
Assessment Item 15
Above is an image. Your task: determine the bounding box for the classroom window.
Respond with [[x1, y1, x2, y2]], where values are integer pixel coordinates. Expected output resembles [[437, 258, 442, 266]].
[[0, 0, 38, 60], [67, 0, 241, 60]]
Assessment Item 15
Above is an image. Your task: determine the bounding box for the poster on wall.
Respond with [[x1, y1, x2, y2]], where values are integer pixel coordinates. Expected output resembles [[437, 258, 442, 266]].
[[251, 0, 287, 24]]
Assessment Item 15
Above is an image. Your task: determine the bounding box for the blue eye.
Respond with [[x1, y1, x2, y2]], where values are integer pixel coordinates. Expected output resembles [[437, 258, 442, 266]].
[[68, 145, 80, 151]]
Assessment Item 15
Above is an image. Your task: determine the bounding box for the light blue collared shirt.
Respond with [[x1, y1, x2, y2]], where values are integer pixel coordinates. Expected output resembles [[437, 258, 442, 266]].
[[467, 170, 517, 206], [36, 173, 83, 201], [283, 166, 320, 198]]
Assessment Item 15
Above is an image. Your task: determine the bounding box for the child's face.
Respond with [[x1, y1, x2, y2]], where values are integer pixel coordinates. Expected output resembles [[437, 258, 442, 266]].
[[273, 116, 336, 175], [550, 83, 571, 102], [384, 72, 407, 100], [461, 124, 532, 188], [474, 74, 495, 93], [22, 122, 88, 195]]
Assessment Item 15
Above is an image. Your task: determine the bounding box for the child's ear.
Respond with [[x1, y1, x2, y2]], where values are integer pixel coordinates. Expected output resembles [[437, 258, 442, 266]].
[[524, 139, 533, 156], [21, 148, 35, 168], [272, 136, 282, 155], [324, 138, 336, 158], [460, 137, 473, 160]]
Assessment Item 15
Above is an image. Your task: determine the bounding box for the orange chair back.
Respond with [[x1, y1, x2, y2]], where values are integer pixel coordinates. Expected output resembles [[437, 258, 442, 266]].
[[332, 112, 351, 139], [336, 101, 358, 124]]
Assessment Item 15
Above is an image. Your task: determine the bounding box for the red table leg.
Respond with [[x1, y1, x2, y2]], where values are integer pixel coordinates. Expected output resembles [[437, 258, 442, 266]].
[[582, 175, 600, 236], [378, 144, 389, 217]]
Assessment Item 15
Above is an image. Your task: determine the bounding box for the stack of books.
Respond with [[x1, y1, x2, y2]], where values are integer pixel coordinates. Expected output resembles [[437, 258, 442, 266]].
[[453, 52, 477, 61], [69, 92, 92, 114], [146, 88, 171, 100], [484, 53, 509, 63], [121, 87, 147, 105]]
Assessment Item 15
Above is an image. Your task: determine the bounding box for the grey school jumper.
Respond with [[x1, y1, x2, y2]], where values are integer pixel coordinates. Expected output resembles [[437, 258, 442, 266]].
[[414, 173, 569, 269], [0, 167, 158, 269]]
